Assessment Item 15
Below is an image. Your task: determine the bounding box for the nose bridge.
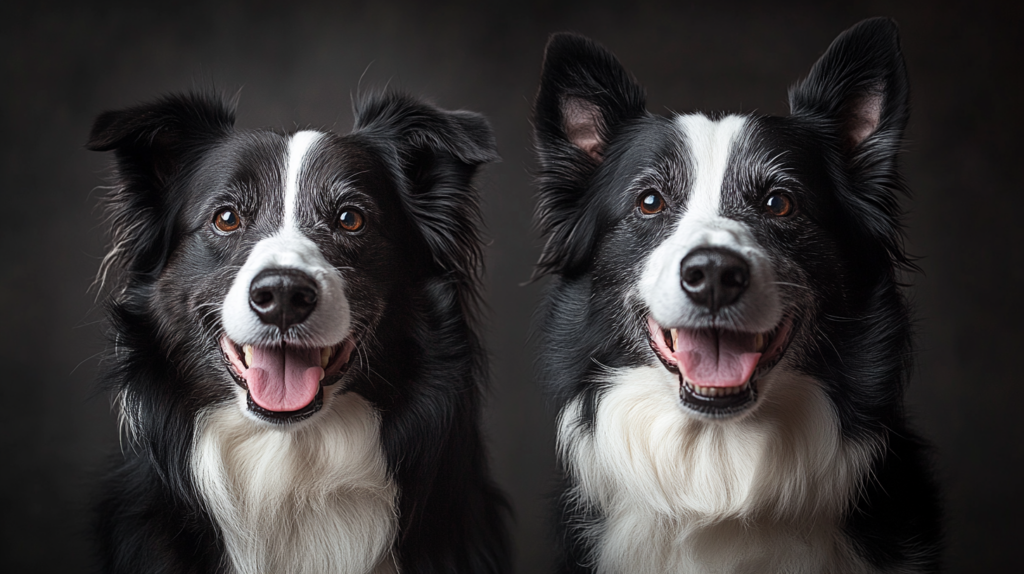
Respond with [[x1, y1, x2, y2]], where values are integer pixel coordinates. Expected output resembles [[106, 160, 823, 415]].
[[677, 214, 747, 257], [256, 233, 327, 274], [692, 225, 741, 252]]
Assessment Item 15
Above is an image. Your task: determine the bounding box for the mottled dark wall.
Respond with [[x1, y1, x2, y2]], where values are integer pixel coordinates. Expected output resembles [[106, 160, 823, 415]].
[[1, 1, 1021, 572]]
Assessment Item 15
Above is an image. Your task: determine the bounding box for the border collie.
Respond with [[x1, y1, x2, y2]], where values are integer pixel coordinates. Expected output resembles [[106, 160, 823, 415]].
[[87, 90, 509, 573], [531, 19, 941, 573]]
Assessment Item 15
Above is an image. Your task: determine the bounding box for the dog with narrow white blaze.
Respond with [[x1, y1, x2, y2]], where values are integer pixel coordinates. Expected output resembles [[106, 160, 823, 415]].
[[88, 91, 509, 573], [532, 19, 941, 574]]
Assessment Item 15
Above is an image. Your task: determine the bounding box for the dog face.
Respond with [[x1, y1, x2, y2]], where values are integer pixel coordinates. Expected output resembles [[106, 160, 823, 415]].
[[89, 92, 496, 427], [534, 21, 910, 422]]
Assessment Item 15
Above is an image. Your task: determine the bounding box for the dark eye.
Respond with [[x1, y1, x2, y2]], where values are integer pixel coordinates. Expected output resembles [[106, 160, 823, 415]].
[[637, 190, 666, 216], [765, 193, 795, 217], [338, 209, 365, 232], [213, 209, 241, 233]]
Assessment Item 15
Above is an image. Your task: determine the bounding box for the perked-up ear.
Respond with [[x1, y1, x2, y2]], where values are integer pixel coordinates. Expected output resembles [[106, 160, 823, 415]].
[[353, 92, 498, 288], [789, 17, 909, 159], [87, 92, 236, 285], [533, 33, 647, 277], [534, 33, 647, 163], [788, 18, 912, 267]]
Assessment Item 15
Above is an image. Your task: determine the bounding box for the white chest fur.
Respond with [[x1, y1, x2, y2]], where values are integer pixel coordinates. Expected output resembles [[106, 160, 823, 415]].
[[192, 391, 398, 574], [558, 366, 880, 574]]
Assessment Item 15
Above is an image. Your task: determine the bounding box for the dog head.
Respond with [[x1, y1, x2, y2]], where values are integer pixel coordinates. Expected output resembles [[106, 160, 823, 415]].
[[534, 19, 911, 421], [89, 91, 496, 426]]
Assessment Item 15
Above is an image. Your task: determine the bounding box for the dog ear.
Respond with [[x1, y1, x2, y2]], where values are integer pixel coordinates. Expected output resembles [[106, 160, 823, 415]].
[[789, 18, 912, 265], [87, 92, 235, 285], [353, 92, 497, 287], [533, 32, 647, 277]]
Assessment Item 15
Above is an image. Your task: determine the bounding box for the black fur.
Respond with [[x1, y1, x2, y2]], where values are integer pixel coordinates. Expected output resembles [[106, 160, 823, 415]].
[[88, 90, 509, 573], [533, 19, 941, 573]]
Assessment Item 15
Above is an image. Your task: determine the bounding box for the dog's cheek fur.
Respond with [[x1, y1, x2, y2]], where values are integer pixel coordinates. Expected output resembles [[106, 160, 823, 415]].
[[352, 93, 497, 301], [88, 93, 237, 285]]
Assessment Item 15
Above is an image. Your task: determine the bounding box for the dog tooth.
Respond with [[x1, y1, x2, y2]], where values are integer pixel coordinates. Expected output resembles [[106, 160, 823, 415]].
[[670, 329, 679, 351], [320, 347, 332, 368], [754, 333, 766, 352], [243, 345, 253, 368]]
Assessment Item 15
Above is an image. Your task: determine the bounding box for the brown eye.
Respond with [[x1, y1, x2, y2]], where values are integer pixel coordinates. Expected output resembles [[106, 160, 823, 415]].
[[637, 190, 665, 215], [765, 193, 795, 217], [213, 209, 241, 233], [339, 209, 364, 232]]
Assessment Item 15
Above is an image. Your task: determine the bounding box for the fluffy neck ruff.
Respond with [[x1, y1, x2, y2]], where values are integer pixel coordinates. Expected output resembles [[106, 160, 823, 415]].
[[192, 390, 398, 574], [558, 365, 880, 573]]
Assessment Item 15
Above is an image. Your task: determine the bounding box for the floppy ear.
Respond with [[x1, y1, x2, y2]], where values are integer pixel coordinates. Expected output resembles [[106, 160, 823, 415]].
[[532, 32, 647, 277], [353, 92, 498, 287], [87, 92, 235, 285], [789, 18, 911, 265]]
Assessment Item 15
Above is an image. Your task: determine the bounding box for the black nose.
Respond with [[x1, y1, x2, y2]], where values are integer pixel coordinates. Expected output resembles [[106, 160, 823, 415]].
[[249, 269, 319, 331], [680, 247, 750, 312]]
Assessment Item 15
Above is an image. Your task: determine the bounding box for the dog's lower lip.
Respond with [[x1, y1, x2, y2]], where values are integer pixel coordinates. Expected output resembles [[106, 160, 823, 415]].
[[680, 377, 757, 416]]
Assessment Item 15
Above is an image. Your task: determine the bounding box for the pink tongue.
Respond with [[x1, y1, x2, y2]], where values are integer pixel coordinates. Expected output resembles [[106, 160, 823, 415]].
[[244, 345, 324, 412], [673, 329, 761, 388]]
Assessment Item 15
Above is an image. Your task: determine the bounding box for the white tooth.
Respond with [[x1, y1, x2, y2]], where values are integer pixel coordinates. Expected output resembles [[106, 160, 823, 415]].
[[319, 369, 325, 382], [243, 345, 253, 368], [671, 329, 679, 350], [320, 347, 332, 368]]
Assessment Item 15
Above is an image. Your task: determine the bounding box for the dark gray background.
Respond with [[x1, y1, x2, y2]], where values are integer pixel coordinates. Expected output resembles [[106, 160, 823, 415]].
[[2, 0, 1021, 571]]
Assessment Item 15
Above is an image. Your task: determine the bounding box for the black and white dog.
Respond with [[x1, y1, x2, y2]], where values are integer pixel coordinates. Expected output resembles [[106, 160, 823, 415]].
[[532, 19, 941, 573], [88, 91, 509, 573]]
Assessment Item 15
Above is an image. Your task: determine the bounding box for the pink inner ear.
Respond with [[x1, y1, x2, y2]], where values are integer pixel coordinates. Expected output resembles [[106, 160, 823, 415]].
[[561, 97, 605, 161], [847, 89, 883, 148]]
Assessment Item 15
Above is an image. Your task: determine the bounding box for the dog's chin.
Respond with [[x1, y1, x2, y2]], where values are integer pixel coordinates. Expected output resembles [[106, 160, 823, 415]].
[[647, 314, 795, 419], [219, 334, 358, 425]]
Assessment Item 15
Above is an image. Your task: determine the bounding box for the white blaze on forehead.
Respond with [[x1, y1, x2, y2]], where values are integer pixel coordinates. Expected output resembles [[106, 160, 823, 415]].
[[283, 131, 323, 230], [675, 114, 747, 219], [638, 114, 781, 333]]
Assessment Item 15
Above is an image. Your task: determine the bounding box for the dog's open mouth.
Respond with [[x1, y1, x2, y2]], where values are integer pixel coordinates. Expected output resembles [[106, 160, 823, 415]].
[[219, 335, 357, 424], [647, 315, 794, 418]]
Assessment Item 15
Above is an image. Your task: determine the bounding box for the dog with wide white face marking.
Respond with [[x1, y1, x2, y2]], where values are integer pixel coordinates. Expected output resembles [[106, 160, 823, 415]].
[[88, 91, 509, 573], [532, 19, 941, 573]]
